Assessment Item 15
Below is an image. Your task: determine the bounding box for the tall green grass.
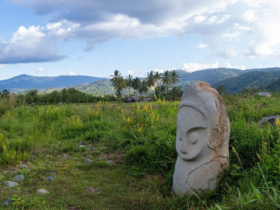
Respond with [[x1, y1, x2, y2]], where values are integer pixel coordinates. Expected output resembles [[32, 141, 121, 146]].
[[1, 96, 280, 208]]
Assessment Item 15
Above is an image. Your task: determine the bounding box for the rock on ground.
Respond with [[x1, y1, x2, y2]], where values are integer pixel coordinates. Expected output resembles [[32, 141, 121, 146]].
[[44, 176, 55, 181], [6, 181, 19, 187], [86, 158, 92, 164], [15, 175, 25, 181], [37, 189, 49, 194], [2, 198, 12, 206], [259, 116, 280, 126]]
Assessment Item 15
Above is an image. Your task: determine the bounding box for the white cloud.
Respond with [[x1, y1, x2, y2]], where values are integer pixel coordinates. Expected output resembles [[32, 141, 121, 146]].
[[127, 70, 134, 75], [217, 47, 239, 58], [217, 15, 231, 24], [37, 68, 45, 73], [222, 32, 239, 41], [234, 23, 251, 31], [153, 69, 166, 73], [194, 15, 207, 23], [70, 71, 77, 75], [0, 64, 4, 68], [225, 63, 246, 70], [243, 10, 258, 22], [180, 62, 220, 72], [196, 44, 208, 48], [0, 25, 65, 64], [194, 14, 231, 25]]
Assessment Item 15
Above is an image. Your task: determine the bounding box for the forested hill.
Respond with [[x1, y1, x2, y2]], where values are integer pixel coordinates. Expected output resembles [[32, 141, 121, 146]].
[[0, 74, 105, 92], [260, 78, 280, 92], [64, 68, 245, 95], [177, 68, 243, 89], [212, 70, 280, 93]]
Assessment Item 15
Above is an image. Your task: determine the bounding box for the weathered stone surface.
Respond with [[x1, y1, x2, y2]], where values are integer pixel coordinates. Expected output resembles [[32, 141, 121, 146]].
[[6, 181, 19, 187], [15, 174, 25, 181], [2, 198, 12, 206], [172, 82, 230, 196], [86, 158, 92, 164], [19, 164, 29, 169], [259, 116, 280, 126], [106, 160, 114, 165], [44, 176, 55, 181], [37, 188, 49, 194]]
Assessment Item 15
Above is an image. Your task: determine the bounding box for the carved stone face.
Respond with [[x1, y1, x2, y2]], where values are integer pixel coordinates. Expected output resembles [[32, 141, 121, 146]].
[[176, 106, 208, 160]]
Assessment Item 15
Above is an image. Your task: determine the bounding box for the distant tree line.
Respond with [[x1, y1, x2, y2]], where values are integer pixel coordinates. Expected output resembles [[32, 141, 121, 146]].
[[1, 88, 118, 106], [110, 70, 182, 100]]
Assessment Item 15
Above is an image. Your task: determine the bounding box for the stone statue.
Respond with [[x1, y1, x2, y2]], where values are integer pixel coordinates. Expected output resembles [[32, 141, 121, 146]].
[[172, 82, 230, 196]]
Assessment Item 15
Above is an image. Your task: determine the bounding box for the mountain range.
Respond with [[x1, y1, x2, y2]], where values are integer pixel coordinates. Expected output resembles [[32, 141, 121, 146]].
[[0, 74, 105, 93], [1, 67, 280, 94]]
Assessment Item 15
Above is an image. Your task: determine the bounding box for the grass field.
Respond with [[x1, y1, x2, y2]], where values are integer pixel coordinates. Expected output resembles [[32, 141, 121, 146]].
[[1, 96, 280, 209]]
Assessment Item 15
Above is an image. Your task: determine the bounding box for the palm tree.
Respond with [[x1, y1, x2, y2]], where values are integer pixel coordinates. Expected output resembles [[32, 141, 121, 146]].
[[146, 71, 155, 88], [161, 70, 171, 100], [110, 70, 121, 84], [154, 71, 161, 98], [113, 76, 127, 101], [170, 70, 180, 86], [125, 74, 133, 96], [132, 77, 141, 96], [170, 70, 180, 100], [139, 80, 149, 95]]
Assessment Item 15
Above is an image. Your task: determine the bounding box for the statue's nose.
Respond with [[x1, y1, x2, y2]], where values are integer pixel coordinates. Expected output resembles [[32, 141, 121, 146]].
[[180, 138, 188, 154]]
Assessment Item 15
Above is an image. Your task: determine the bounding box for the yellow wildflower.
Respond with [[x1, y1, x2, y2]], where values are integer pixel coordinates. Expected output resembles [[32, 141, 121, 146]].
[[276, 118, 280, 126]]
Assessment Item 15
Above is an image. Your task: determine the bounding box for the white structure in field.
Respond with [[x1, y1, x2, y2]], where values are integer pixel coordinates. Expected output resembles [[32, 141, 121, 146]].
[[172, 82, 230, 196]]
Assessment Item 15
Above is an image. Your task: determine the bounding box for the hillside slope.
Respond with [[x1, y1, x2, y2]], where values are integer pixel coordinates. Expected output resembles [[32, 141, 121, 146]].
[[212, 71, 280, 93]]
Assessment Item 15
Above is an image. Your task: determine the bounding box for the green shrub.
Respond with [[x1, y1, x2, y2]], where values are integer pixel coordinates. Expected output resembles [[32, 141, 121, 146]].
[[0, 133, 30, 167]]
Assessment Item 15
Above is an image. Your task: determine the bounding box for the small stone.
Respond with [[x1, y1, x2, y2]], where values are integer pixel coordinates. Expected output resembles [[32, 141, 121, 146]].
[[49, 172, 56, 176], [44, 176, 55, 181], [3, 170, 10, 174], [79, 145, 86, 148], [15, 175, 25, 181], [62, 154, 69, 158], [98, 154, 108, 161], [11, 170, 18, 175], [6, 181, 19, 187], [37, 188, 49, 194], [2, 198, 12, 206], [106, 160, 114, 165], [19, 165, 28, 169], [86, 155, 93, 158], [86, 158, 92, 164], [76, 162, 82, 165], [259, 116, 280, 126]]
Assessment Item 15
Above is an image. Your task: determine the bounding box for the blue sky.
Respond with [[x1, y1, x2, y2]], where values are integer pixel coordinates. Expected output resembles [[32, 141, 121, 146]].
[[0, 0, 280, 80]]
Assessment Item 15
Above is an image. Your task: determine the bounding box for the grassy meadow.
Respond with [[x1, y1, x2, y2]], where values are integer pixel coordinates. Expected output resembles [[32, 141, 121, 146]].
[[1, 95, 280, 209]]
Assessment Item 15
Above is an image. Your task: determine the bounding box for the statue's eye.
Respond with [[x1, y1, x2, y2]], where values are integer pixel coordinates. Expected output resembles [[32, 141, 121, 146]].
[[187, 127, 206, 144], [189, 132, 198, 144]]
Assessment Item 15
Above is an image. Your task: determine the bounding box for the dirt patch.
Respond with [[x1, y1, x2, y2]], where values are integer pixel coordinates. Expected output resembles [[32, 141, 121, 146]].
[[83, 186, 102, 194], [67, 205, 80, 210]]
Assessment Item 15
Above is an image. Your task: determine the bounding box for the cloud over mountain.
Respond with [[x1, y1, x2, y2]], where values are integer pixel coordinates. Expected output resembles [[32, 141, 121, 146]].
[[1, 0, 280, 63]]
